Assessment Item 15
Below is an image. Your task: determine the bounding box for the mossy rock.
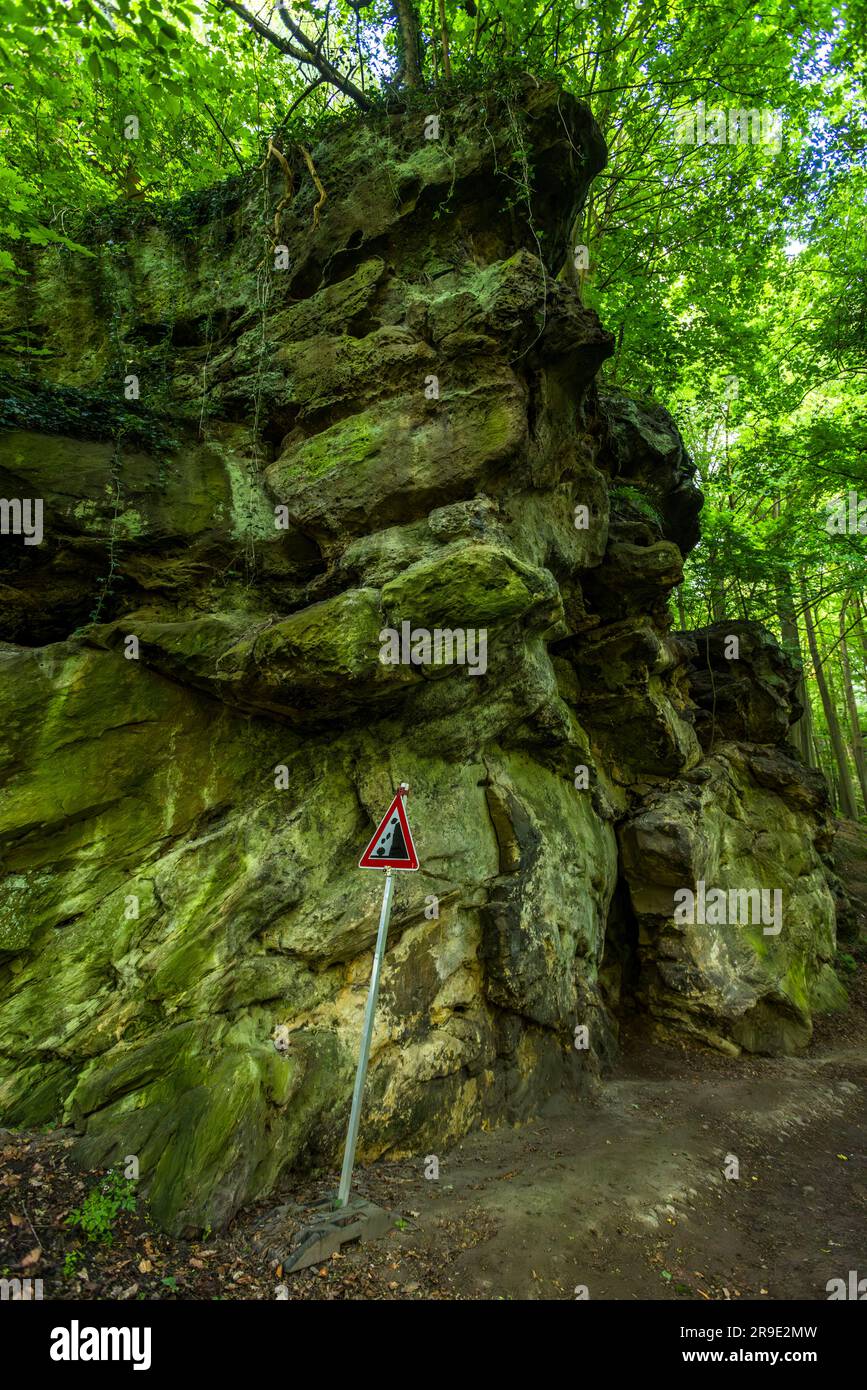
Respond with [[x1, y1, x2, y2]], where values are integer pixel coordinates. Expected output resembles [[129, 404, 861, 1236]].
[[382, 542, 562, 629]]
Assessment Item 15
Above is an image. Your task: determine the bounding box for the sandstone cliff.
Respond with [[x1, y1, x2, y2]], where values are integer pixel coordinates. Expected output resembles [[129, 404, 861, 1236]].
[[0, 82, 843, 1234]]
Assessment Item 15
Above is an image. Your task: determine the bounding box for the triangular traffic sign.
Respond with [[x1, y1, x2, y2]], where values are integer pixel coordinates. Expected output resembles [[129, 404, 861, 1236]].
[[359, 788, 419, 870]]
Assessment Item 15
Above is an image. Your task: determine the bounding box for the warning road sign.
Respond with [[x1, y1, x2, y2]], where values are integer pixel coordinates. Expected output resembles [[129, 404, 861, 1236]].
[[359, 785, 419, 870]]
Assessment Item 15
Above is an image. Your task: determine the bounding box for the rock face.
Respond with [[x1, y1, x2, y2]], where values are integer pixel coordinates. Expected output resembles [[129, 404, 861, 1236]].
[[681, 619, 804, 747], [0, 82, 843, 1234], [618, 742, 842, 1054]]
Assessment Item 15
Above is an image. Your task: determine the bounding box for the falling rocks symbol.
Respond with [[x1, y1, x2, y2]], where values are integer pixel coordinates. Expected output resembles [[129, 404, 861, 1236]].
[[359, 787, 419, 870], [376, 813, 406, 860]]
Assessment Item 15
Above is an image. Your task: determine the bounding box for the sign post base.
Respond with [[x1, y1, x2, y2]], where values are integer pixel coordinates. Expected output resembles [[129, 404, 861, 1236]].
[[278, 1196, 394, 1272]]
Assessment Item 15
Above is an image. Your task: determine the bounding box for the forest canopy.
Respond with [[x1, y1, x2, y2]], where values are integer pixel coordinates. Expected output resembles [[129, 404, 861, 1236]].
[[1, 0, 866, 813]]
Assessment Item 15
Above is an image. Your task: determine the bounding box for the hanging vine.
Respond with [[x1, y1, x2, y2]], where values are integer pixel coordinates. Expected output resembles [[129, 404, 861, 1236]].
[[89, 246, 131, 624], [245, 159, 278, 583], [499, 86, 548, 360]]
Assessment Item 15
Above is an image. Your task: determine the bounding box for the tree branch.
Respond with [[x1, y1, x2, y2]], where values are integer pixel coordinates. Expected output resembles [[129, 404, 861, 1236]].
[[219, 0, 373, 109], [200, 99, 246, 172], [277, 76, 327, 132]]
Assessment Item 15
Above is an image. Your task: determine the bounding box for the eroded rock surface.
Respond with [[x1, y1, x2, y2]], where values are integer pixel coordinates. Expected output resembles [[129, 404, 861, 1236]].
[[0, 82, 843, 1233]]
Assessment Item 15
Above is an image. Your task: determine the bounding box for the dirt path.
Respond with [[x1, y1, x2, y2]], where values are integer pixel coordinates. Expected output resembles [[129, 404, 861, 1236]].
[[368, 1031, 866, 1301], [3, 996, 865, 1302]]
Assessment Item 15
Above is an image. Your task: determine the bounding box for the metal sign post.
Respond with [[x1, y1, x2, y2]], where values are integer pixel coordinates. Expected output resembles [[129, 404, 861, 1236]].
[[277, 785, 419, 1274], [337, 866, 394, 1207]]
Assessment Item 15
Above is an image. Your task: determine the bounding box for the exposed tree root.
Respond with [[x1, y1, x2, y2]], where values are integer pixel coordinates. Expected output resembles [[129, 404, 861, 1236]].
[[260, 137, 295, 244], [258, 138, 328, 268], [298, 145, 327, 229]]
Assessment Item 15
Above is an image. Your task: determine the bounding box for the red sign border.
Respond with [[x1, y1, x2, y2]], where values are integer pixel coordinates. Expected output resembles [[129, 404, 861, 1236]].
[[359, 790, 419, 871]]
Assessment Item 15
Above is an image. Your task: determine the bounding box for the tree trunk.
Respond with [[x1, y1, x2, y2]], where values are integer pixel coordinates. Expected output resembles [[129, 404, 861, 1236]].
[[801, 575, 859, 818], [437, 0, 452, 80], [774, 562, 814, 764], [840, 598, 867, 810], [392, 0, 422, 87], [429, 0, 438, 80], [853, 593, 867, 683], [799, 678, 817, 768]]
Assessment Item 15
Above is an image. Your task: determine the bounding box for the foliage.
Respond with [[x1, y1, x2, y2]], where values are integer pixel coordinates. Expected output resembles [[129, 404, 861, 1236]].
[[63, 1249, 85, 1277], [65, 1166, 137, 1245], [0, 371, 178, 450]]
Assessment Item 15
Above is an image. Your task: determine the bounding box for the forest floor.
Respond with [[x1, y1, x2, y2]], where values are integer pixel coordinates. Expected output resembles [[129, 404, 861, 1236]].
[[3, 820, 866, 1303]]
